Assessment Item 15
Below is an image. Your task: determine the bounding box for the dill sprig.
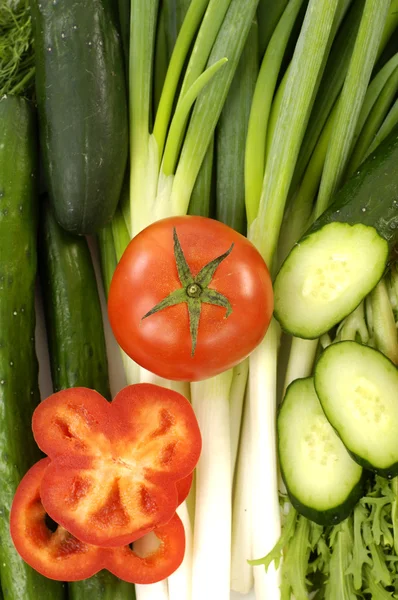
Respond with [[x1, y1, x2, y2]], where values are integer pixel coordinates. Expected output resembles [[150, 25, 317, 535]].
[[0, 0, 35, 97]]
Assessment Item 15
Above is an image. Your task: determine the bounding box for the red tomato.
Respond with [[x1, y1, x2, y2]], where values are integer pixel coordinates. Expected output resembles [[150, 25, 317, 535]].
[[31, 384, 201, 547], [108, 216, 273, 381], [10, 458, 186, 583]]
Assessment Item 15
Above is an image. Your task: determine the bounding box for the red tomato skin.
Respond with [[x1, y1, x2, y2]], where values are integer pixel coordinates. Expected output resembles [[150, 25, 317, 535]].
[[31, 385, 201, 548], [10, 458, 104, 582], [108, 216, 273, 381]]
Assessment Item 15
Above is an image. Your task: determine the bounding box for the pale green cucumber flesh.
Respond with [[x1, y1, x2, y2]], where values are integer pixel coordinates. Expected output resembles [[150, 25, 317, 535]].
[[274, 222, 388, 338], [315, 340, 398, 477], [278, 377, 364, 525]]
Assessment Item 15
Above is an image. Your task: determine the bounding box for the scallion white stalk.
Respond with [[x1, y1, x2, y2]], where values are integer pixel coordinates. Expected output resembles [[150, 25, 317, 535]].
[[135, 583, 169, 600], [231, 387, 254, 594], [283, 338, 319, 392], [229, 358, 249, 475], [190, 370, 233, 600], [167, 502, 194, 600], [248, 321, 281, 600], [368, 278, 398, 364]]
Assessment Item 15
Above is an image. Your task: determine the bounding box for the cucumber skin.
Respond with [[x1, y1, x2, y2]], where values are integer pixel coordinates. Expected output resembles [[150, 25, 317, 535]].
[[69, 571, 135, 600], [307, 124, 398, 248], [315, 341, 398, 479], [31, 0, 128, 235], [0, 97, 65, 600], [282, 470, 367, 526], [278, 377, 367, 526], [39, 203, 134, 597], [39, 201, 111, 399]]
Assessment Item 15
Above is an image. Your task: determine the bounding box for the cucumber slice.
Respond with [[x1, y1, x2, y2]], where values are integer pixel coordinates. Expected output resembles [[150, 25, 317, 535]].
[[278, 377, 364, 525], [314, 340, 398, 478], [274, 222, 388, 338], [274, 124, 398, 339]]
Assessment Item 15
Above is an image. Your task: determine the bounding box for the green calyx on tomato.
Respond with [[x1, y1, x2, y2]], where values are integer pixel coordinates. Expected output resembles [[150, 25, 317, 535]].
[[142, 228, 234, 356]]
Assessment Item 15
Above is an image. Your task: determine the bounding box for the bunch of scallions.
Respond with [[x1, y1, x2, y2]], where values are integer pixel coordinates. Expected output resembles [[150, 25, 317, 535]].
[[98, 0, 398, 598]]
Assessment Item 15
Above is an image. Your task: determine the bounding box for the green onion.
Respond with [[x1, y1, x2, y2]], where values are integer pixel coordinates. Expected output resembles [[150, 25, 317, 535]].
[[177, 0, 233, 98], [153, 4, 168, 115], [281, 0, 392, 400], [365, 96, 398, 156], [170, 0, 261, 216], [153, 0, 211, 158], [162, 57, 228, 176], [231, 394, 253, 594], [290, 0, 365, 193], [367, 277, 398, 364], [229, 358, 249, 474], [277, 101, 338, 266], [191, 370, 233, 600], [163, 0, 191, 56], [245, 3, 341, 597], [216, 20, 258, 233], [188, 137, 215, 217], [346, 63, 398, 176], [245, 0, 305, 226], [256, 0, 289, 58], [350, 51, 398, 152], [250, 0, 341, 263], [167, 501, 194, 600], [315, 0, 391, 217]]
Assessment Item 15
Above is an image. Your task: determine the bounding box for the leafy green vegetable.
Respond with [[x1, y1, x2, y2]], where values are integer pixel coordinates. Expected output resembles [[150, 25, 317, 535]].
[[257, 259, 398, 597], [0, 0, 34, 96]]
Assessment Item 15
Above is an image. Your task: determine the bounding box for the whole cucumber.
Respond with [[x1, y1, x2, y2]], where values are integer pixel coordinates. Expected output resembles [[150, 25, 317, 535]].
[[69, 571, 135, 600], [0, 96, 65, 600], [39, 201, 134, 598], [39, 200, 111, 398], [31, 0, 128, 234]]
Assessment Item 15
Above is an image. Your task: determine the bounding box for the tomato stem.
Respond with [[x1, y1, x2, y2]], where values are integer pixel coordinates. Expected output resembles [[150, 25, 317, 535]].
[[142, 227, 234, 356]]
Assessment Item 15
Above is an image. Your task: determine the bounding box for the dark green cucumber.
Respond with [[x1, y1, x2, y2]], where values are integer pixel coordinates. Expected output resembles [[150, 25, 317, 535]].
[[314, 341, 398, 478], [39, 201, 134, 598], [31, 0, 128, 234], [69, 571, 134, 600], [39, 200, 110, 398], [0, 96, 65, 600], [274, 124, 398, 339], [278, 377, 365, 526]]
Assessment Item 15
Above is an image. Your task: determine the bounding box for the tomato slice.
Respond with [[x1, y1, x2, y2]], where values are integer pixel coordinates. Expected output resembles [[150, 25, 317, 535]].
[[10, 458, 103, 581], [32, 384, 201, 547], [105, 514, 185, 584], [11, 459, 186, 584]]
